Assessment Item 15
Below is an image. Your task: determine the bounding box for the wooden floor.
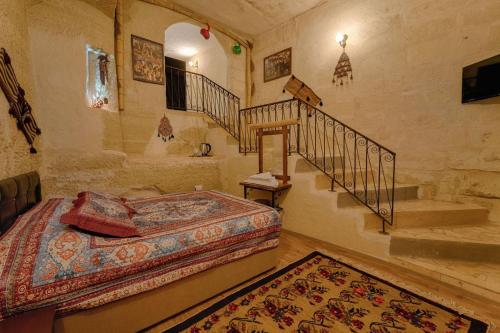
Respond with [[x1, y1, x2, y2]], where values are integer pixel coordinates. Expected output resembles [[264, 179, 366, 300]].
[[146, 230, 500, 332]]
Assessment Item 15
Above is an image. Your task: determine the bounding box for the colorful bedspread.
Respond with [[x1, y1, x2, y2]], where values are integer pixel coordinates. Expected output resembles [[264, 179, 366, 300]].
[[0, 191, 280, 320]]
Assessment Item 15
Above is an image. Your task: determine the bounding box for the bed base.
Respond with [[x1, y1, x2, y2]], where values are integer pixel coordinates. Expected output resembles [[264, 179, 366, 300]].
[[0, 172, 280, 332], [55, 247, 280, 333]]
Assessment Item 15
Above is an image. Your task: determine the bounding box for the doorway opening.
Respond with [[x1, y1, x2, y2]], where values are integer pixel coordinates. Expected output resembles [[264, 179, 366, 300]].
[[164, 22, 228, 111], [165, 56, 186, 110]]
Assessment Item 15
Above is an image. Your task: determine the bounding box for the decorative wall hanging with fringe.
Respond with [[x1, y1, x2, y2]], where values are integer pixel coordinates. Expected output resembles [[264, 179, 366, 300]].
[[283, 74, 323, 107], [158, 114, 174, 142], [0, 48, 41, 154], [332, 51, 353, 85]]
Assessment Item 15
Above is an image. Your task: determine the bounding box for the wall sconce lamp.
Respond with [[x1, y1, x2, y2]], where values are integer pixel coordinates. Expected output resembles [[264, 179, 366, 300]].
[[335, 32, 348, 49], [188, 60, 199, 70], [332, 32, 353, 85]]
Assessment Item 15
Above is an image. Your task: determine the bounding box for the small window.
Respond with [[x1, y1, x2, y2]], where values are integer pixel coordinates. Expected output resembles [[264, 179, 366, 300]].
[[86, 45, 118, 111]]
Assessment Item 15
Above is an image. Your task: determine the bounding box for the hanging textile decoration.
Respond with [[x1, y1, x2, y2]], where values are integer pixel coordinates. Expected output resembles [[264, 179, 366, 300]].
[[200, 24, 210, 40], [97, 54, 109, 86], [0, 48, 41, 154], [332, 40, 353, 85], [232, 42, 241, 55], [332, 51, 353, 85], [157, 114, 174, 142]]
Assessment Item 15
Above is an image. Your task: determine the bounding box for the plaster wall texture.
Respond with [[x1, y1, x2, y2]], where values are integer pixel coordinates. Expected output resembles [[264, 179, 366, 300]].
[[220, 152, 390, 259], [121, 0, 246, 156], [251, 0, 500, 220], [5, 0, 250, 197], [27, 0, 120, 155], [0, 0, 41, 179], [187, 35, 228, 88], [42, 151, 221, 198]]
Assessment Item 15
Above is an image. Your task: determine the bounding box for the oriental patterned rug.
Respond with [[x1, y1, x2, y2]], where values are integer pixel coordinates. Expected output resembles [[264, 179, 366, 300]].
[[164, 252, 489, 333]]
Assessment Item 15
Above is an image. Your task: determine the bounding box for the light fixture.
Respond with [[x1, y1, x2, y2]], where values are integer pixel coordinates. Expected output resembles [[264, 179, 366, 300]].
[[335, 32, 348, 49], [332, 32, 353, 85], [188, 60, 199, 69], [177, 46, 198, 57]]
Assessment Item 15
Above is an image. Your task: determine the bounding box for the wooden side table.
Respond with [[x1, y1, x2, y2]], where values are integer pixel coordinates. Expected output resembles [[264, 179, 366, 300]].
[[240, 182, 292, 211]]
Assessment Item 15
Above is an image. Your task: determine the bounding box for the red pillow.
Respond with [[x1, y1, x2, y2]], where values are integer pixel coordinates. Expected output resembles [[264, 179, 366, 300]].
[[74, 191, 136, 215], [61, 192, 139, 237]]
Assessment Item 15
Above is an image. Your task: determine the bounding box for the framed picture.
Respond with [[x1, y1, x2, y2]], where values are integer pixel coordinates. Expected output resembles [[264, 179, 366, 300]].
[[263, 47, 292, 82], [131, 35, 164, 85]]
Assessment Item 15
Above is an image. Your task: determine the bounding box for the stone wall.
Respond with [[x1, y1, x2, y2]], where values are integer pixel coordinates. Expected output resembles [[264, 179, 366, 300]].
[[0, 0, 41, 179], [121, 0, 246, 156], [0, 0, 247, 197], [251, 0, 500, 220]]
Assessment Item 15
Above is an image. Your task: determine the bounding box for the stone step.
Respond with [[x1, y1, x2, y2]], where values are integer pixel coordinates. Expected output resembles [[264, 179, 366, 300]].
[[315, 175, 418, 206], [389, 223, 500, 263], [314, 172, 382, 189], [295, 156, 343, 173], [363, 200, 489, 229], [392, 255, 500, 300], [336, 184, 418, 208]]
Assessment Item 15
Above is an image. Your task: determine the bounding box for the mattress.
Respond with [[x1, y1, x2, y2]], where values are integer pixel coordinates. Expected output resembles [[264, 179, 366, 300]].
[[0, 190, 281, 320]]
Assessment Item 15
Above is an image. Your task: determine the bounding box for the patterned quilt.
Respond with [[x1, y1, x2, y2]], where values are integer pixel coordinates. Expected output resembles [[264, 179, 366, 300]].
[[0, 191, 280, 320]]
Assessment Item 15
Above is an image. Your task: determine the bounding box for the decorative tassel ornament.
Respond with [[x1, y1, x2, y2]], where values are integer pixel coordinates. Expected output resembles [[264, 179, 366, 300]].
[[158, 114, 174, 142], [332, 51, 353, 85]]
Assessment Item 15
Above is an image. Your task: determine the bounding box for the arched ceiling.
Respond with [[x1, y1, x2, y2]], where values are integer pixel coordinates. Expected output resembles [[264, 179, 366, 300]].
[[27, 0, 117, 18], [80, 0, 117, 17], [165, 22, 226, 61], [168, 0, 327, 36]]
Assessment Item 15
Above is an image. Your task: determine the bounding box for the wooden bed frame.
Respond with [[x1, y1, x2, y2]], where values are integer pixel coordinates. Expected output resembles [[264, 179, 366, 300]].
[[0, 172, 280, 333]]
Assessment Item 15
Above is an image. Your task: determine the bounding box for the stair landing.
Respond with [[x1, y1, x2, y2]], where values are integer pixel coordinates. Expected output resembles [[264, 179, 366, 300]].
[[389, 223, 500, 263], [393, 255, 500, 299], [363, 200, 489, 229]]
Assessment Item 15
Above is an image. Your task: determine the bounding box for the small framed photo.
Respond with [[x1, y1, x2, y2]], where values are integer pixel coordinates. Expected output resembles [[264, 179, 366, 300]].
[[263, 47, 292, 82]]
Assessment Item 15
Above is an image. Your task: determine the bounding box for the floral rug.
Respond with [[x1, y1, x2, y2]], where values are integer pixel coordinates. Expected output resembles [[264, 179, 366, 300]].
[[164, 252, 488, 333]]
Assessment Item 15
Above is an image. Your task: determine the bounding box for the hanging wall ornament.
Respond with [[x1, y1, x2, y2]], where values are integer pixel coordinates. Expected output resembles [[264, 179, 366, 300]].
[[332, 33, 353, 85], [0, 48, 41, 154], [232, 42, 241, 55], [158, 114, 174, 142], [200, 24, 210, 40]]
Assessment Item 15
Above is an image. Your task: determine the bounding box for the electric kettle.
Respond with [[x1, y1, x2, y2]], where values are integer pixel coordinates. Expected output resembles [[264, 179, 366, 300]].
[[200, 143, 211, 156]]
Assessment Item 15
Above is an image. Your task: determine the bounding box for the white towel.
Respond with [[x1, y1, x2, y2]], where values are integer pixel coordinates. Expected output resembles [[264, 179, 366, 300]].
[[244, 178, 279, 187], [245, 172, 279, 187], [247, 172, 274, 181]]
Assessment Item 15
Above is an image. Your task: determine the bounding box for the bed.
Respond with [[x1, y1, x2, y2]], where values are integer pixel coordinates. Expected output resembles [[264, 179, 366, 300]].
[[0, 172, 281, 332]]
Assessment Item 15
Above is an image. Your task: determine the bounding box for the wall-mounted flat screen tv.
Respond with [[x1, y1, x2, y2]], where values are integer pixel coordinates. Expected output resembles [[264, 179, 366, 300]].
[[462, 54, 500, 103]]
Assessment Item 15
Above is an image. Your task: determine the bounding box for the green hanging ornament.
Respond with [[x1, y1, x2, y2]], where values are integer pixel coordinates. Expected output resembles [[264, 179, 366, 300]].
[[232, 42, 241, 55]]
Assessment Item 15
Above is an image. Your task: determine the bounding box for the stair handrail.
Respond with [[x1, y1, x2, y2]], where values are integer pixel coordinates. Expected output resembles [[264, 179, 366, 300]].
[[165, 65, 241, 140], [239, 98, 396, 233], [167, 67, 396, 233]]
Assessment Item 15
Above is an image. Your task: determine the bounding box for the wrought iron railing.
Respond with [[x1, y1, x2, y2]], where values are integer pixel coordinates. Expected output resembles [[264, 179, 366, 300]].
[[240, 99, 396, 232], [166, 66, 240, 140], [167, 68, 396, 232], [239, 99, 299, 154]]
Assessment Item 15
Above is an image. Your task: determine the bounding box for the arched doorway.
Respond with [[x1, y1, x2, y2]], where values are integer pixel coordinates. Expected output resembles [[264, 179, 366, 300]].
[[164, 22, 228, 110]]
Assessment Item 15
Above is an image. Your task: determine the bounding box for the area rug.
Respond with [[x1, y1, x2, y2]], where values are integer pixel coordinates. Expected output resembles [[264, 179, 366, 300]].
[[164, 252, 489, 333]]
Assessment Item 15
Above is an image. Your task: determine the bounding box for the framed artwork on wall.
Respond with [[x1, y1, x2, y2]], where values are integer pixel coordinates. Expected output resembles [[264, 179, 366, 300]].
[[263, 47, 292, 82], [131, 35, 164, 85]]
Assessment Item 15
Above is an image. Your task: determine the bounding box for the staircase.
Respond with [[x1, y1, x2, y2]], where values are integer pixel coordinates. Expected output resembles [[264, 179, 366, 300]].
[[169, 65, 396, 233], [169, 66, 499, 300], [239, 98, 396, 233]]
